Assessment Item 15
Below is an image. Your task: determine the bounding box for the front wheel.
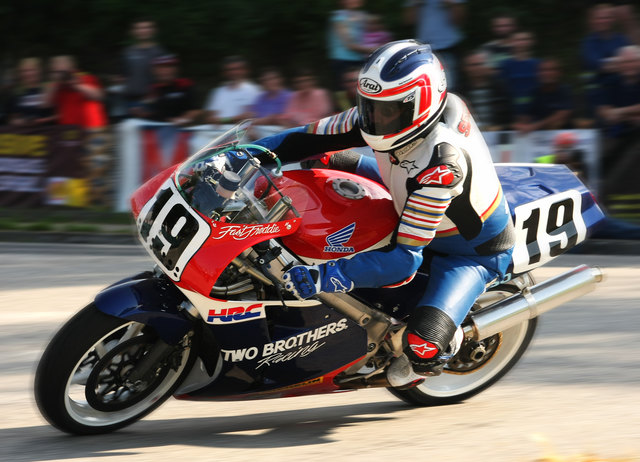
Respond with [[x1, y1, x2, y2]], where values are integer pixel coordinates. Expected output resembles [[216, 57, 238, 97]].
[[389, 283, 537, 406], [35, 304, 197, 435]]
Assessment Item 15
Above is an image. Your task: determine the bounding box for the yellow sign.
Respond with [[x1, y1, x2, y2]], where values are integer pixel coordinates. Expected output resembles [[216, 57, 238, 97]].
[[0, 134, 47, 157]]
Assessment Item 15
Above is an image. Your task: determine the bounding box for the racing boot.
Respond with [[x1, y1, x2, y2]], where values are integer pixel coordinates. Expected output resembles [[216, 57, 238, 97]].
[[387, 306, 463, 387], [386, 327, 464, 387]]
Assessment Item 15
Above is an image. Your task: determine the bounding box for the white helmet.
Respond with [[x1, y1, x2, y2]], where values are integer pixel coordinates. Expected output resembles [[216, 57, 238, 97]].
[[357, 40, 447, 155]]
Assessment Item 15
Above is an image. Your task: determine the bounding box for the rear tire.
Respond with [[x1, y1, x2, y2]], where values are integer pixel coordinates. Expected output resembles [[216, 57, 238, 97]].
[[35, 304, 196, 435], [388, 282, 537, 406]]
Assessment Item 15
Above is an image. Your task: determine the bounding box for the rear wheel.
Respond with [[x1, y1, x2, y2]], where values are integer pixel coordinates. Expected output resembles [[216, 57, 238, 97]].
[[35, 304, 197, 434], [388, 282, 537, 406]]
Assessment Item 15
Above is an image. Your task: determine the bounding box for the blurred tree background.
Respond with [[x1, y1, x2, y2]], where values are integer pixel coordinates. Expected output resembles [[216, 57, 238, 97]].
[[0, 0, 590, 100]]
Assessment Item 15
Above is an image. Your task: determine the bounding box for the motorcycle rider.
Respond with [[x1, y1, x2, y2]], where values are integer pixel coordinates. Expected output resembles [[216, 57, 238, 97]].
[[254, 40, 515, 384]]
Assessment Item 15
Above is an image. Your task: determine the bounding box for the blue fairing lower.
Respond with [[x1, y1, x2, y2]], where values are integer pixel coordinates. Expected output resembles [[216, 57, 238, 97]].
[[93, 275, 193, 345]]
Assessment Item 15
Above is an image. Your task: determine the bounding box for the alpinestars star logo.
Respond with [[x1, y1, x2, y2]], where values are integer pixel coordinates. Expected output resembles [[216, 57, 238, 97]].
[[416, 165, 454, 186], [407, 333, 439, 359], [400, 160, 419, 174], [324, 223, 356, 253], [329, 277, 350, 293]]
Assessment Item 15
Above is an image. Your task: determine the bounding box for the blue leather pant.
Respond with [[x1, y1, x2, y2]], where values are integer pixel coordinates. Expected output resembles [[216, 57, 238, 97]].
[[417, 250, 513, 326]]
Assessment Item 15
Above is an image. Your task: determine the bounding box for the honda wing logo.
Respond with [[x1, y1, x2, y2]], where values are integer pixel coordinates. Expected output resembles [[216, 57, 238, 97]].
[[324, 223, 356, 253]]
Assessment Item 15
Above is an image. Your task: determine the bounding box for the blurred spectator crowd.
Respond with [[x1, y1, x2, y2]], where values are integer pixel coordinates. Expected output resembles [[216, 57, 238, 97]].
[[1, 1, 639, 218]]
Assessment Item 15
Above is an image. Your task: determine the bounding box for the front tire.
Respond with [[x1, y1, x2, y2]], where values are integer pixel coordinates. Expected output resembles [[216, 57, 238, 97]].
[[35, 304, 196, 435], [389, 282, 537, 406]]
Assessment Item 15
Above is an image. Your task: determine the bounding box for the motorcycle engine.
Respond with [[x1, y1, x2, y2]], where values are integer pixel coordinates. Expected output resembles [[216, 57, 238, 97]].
[[209, 263, 257, 300]]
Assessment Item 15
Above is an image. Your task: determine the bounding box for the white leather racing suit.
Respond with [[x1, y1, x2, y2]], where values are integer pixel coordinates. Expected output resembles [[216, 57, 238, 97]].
[[255, 93, 515, 364]]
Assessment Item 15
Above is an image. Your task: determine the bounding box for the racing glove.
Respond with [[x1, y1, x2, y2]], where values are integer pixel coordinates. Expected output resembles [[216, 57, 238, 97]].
[[282, 261, 354, 300]]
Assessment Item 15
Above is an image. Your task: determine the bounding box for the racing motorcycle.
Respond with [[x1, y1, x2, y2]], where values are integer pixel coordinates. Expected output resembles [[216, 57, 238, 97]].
[[35, 122, 605, 435]]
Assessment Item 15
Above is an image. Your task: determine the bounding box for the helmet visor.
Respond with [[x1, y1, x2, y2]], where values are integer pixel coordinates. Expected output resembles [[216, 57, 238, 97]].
[[357, 93, 416, 136]]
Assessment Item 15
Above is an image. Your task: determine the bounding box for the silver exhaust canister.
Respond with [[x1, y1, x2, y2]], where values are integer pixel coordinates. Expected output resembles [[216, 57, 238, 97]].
[[464, 265, 604, 340]]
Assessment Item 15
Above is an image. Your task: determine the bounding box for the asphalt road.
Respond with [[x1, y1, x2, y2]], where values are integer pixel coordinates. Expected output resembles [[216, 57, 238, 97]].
[[0, 243, 639, 462]]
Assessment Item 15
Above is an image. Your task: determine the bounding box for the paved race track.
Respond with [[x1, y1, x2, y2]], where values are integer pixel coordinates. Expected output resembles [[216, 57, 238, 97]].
[[0, 243, 638, 462]]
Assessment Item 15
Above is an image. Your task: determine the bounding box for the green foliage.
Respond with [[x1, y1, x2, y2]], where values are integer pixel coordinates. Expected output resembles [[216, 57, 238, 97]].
[[22, 221, 55, 231], [61, 223, 100, 233], [0, 218, 19, 230]]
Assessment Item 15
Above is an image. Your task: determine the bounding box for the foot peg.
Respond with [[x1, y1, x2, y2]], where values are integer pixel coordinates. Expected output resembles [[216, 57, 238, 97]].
[[386, 354, 427, 388]]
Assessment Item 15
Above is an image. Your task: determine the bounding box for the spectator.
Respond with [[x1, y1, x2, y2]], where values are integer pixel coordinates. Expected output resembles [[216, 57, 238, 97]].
[[597, 45, 640, 136], [596, 45, 640, 214], [333, 66, 360, 112], [457, 50, 511, 131], [250, 68, 292, 126], [328, 0, 374, 90], [44, 55, 110, 206], [6, 57, 55, 127], [121, 18, 166, 113], [0, 63, 13, 124], [204, 56, 261, 125], [499, 30, 540, 116], [404, 0, 466, 90], [276, 69, 333, 127], [481, 10, 517, 69], [580, 3, 630, 119], [513, 58, 573, 134], [612, 1, 640, 46], [597, 45, 640, 165], [44, 55, 107, 130], [133, 54, 200, 126], [362, 14, 392, 50]]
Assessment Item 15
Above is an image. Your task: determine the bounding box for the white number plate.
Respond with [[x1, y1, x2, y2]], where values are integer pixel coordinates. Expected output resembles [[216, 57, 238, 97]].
[[512, 190, 587, 274], [136, 179, 210, 281]]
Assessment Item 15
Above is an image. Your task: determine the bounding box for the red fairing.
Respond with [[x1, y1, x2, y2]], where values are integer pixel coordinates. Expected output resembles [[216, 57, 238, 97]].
[[131, 167, 301, 298], [131, 166, 396, 298], [130, 165, 178, 218], [272, 169, 398, 260], [176, 218, 300, 297]]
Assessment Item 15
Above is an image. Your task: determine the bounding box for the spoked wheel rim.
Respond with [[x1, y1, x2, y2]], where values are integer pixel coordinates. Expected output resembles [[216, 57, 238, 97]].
[[415, 320, 530, 398], [63, 322, 191, 428], [85, 334, 171, 412]]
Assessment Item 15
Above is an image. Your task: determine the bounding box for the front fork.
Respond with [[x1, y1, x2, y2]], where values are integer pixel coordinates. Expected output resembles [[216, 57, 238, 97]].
[[93, 269, 222, 376]]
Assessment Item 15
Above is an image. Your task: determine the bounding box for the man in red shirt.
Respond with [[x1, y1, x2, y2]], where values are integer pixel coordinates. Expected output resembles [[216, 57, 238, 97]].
[[45, 55, 110, 206], [45, 55, 108, 129]]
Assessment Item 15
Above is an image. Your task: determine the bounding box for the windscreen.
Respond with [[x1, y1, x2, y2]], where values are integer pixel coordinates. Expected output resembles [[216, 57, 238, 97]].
[[174, 143, 295, 224]]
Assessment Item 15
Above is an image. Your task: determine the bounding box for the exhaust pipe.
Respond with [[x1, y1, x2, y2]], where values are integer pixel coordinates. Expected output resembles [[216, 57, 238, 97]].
[[464, 265, 604, 340]]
